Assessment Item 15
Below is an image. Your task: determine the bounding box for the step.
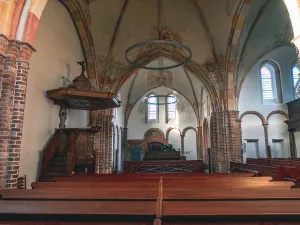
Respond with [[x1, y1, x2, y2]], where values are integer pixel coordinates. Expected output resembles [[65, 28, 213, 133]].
[[51, 158, 67, 164], [44, 171, 67, 177], [47, 165, 66, 171]]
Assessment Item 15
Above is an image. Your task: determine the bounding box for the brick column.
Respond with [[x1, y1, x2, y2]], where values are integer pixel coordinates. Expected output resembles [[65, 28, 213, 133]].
[[90, 110, 113, 174], [102, 115, 112, 174], [0, 37, 19, 188], [0, 35, 8, 188], [211, 111, 241, 172], [263, 122, 271, 159], [91, 111, 100, 174], [6, 43, 33, 188], [197, 126, 202, 160], [288, 128, 297, 158], [122, 128, 129, 161]]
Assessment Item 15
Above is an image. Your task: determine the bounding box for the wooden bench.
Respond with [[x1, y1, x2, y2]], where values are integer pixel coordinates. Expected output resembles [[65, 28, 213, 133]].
[[236, 160, 300, 187], [32, 177, 294, 190], [54, 174, 258, 182], [53, 172, 255, 182], [2, 178, 300, 224]]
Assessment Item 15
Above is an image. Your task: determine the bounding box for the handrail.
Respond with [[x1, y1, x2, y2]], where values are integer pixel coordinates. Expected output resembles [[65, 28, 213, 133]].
[[39, 130, 60, 179], [66, 132, 79, 177]]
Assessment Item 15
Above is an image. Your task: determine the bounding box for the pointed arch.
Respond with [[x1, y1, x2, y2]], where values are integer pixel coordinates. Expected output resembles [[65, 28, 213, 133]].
[[111, 47, 221, 112]]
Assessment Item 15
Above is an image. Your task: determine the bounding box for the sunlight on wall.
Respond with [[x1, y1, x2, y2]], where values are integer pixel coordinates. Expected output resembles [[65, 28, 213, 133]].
[[284, 0, 300, 37]]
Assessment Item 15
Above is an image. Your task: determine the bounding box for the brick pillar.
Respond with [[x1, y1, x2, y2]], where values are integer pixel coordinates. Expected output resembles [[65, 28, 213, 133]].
[[288, 128, 297, 158], [90, 110, 113, 174], [0, 35, 8, 188], [6, 43, 33, 188], [211, 111, 241, 172], [0, 37, 19, 188], [102, 115, 113, 174], [263, 122, 271, 159], [123, 127, 129, 162], [197, 126, 202, 160], [91, 111, 100, 174]]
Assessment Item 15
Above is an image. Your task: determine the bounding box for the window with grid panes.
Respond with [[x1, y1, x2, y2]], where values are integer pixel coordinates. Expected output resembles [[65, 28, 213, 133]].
[[167, 95, 176, 119], [292, 65, 300, 98], [261, 66, 274, 100], [148, 95, 157, 120]]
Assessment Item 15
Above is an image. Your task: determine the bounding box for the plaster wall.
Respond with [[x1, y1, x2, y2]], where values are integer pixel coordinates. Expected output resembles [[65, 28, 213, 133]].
[[19, 0, 86, 188], [237, 0, 293, 85], [239, 46, 297, 161], [127, 86, 197, 159]]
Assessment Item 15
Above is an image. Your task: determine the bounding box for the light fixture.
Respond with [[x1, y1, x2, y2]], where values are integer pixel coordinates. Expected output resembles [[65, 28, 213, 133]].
[[143, 95, 178, 105], [124, 0, 192, 70]]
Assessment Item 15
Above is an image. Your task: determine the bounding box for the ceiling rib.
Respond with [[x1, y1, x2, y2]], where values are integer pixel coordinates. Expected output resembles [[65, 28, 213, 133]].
[[190, 0, 218, 64], [103, 0, 130, 87]]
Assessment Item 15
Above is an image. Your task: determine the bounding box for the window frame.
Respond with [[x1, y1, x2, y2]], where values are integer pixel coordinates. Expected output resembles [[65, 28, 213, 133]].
[[292, 61, 300, 99], [165, 94, 177, 123], [145, 93, 159, 123], [259, 61, 282, 104]]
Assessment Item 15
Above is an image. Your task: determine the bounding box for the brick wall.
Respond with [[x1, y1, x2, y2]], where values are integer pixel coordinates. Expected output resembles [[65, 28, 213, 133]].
[[211, 111, 242, 172], [91, 110, 113, 174], [0, 34, 33, 188]]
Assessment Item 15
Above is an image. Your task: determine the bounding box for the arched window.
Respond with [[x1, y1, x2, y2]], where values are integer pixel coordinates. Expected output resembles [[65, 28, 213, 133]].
[[260, 62, 282, 103], [292, 63, 300, 99], [166, 94, 177, 122], [145, 93, 158, 122]]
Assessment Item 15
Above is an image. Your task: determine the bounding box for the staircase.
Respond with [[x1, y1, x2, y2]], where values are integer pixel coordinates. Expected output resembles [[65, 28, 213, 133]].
[[39, 153, 67, 181], [39, 129, 77, 182]]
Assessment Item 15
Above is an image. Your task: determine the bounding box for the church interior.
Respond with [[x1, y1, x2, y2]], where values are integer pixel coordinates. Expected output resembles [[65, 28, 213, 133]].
[[2, 0, 300, 224]]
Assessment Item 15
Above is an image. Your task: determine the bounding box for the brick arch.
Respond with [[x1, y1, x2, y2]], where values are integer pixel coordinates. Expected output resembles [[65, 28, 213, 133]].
[[10, 0, 98, 86], [144, 128, 166, 145], [166, 127, 182, 143], [267, 110, 289, 122], [111, 47, 221, 113], [240, 111, 266, 124], [124, 86, 199, 127], [226, 0, 252, 110], [182, 126, 197, 137]]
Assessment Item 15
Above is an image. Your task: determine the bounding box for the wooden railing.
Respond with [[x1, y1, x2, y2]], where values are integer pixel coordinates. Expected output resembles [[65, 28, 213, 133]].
[[39, 130, 60, 179], [66, 132, 79, 177]]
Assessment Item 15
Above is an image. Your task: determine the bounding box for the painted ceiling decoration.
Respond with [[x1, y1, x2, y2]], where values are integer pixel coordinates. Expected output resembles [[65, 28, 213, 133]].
[[58, 0, 295, 113], [124, 0, 192, 71]]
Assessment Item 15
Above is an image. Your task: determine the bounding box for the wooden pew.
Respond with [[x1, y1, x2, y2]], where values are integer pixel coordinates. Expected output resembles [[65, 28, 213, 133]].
[[32, 178, 294, 190], [3, 188, 300, 200], [32, 180, 159, 189], [236, 160, 300, 187], [69, 172, 255, 177], [54, 172, 254, 181], [54, 174, 258, 182], [230, 162, 280, 177], [2, 184, 300, 224]]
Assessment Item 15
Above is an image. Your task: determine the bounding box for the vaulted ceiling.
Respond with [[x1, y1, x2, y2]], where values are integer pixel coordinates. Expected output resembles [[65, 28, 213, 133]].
[[74, 0, 295, 111]]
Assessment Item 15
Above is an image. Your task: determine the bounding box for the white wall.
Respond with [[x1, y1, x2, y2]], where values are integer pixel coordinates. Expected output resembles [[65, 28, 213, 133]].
[[239, 46, 297, 160], [19, 0, 87, 187], [127, 86, 198, 160]]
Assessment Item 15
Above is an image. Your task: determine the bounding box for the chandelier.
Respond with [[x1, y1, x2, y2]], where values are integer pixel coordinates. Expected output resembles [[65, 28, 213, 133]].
[[124, 0, 192, 70], [143, 95, 178, 105]]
